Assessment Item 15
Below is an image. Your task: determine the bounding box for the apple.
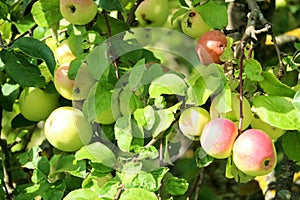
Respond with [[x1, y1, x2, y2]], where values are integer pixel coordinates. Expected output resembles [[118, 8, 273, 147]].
[[250, 116, 285, 139], [135, 0, 169, 27], [178, 107, 211, 140], [54, 65, 75, 100], [60, 0, 98, 25], [181, 9, 211, 39], [19, 87, 59, 122], [95, 173, 113, 187], [95, 107, 115, 125], [44, 106, 93, 152], [200, 118, 238, 159], [73, 63, 97, 100], [56, 39, 76, 65], [210, 92, 253, 131], [196, 30, 227, 65], [232, 129, 277, 176]]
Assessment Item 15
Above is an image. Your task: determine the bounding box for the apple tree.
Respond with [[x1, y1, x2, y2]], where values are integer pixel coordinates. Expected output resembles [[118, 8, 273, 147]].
[[0, 0, 300, 199]]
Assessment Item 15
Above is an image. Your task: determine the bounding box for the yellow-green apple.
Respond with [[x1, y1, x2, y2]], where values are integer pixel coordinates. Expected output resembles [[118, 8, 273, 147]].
[[44, 106, 93, 152], [196, 30, 227, 65], [60, 0, 98, 25], [73, 63, 97, 100], [54, 65, 74, 100], [178, 107, 211, 140], [232, 129, 277, 176], [250, 116, 285, 140], [200, 118, 238, 159], [95, 107, 115, 125], [135, 0, 169, 27], [19, 87, 59, 122], [181, 9, 211, 39], [210, 92, 253, 130], [56, 39, 76, 65]]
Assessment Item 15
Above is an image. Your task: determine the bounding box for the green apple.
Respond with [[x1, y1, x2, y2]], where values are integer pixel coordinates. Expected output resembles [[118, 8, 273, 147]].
[[60, 0, 98, 25], [95, 107, 115, 125], [54, 65, 75, 100], [73, 63, 97, 100], [181, 9, 211, 39], [56, 39, 76, 65], [179, 107, 211, 140], [233, 129, 277, 176], [95, 173, 113, 187], [44, 106, 93, 152], [19, 87, 59, 122], [135, 0, 169, 27], [200, 118, 238, 159], [250, 116, 285, 139]]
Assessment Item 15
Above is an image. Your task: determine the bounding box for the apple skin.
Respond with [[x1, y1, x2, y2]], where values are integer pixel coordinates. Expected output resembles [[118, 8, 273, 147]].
[[179, 107, 211, 140], [44, 106, 93, 152], [54, 65, 75, 100], [232, 129, 277, 176], [200, 118, 238, 159], [135, 0, 169, 27], [19, 87, 59, 122], [60, 0, 98, 25], [181, 9, 211, 39], [250, 116, 285, 140], [56, 40, 76, 65], [95, 107, 115, 125], [196, 30, 227, 65]]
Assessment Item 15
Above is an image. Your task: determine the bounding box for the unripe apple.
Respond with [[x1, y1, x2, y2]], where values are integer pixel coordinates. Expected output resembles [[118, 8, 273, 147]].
[[19, 87, 59, 122], [54, 65, 74, 100], [178, 107, 211, 140], [233, 129, 277, 176], [135, 0, 169, 27], [181, 9, 211, 39], [56, 40, 76, 65], [250, 116, 285, 139], [196, 30, 227, 65], [95, 107, 115, 125], [60, 0, 98, 25], [44, 106, 93, 152], [200, 118, 238, 159]]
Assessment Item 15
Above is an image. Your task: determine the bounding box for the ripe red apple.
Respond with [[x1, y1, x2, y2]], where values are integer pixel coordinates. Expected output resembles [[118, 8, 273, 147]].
[[232, 129, 277, 176], [196, 30, 227, 65], [60, 0, 98, 25], [178, 107, 211, 140], [200, 118, 238, 159], [54, 65, 74, 100]]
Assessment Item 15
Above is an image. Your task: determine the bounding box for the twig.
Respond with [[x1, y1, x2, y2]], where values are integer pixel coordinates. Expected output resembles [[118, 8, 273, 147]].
[[125, 0, 143, 25], [270, 32, 285, 79], [114, 184, 124, 200], [8, 24, 38, 46], [238, 38, 245, 134], [187, 168, 205, 200]]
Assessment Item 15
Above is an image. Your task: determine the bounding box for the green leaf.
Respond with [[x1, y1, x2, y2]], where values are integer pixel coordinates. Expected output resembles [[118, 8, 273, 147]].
[[95, 14, 129, 36], [133, 105, 156, 130], [97, 181, 120, 199], [5, 51, 46, 87], [50, 155, 86, 178], [97, 0, 124, 12], [253, 96, 300, 130], [0, 1, 9, 20], [75, 142, 116, 168], [11, 37, 56, 75], [164, 173, 189, 196], [244, 58, 264, 81], [119, 188, 157, 200], [151, 109, 175, 138], [195, 147, 214, 168], [132, 172, 157, 192], [259, 71, 295, 98], [2, 83, 20, 96], [31, 157, 50, 183], [282, 131, 300, 161], [114, 115, 133, 152], [171, 8, 187, 25], [196, 1, 228, 29], [64, 188, 97, 200], [11, 114, 36, 128], [18, 146, 42, 169], [225, 157, 254, 183], [212, 84, 232, 113], [149, 73, 187, 98], [31, 0, 61, 27], [292, 90, 300, 111]]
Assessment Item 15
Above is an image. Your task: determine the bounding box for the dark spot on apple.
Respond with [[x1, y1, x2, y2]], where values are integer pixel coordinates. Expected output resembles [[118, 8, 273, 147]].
[[264, 159, 270, 167], [68, 5, 76, 13], [189, 12, 196, 17], [187, 19, 192, 28], [141, 14, 153, 25], [74, 87, 80, 94]]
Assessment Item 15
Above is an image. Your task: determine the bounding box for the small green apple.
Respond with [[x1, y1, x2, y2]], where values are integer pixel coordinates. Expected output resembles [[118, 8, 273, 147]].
[[200, 118, 238, 159], [60, 0, 98, 25], [250, 116, 285, 139], [181, 9, 211, 39], [44, 106, 93, 152], [19, 87, 59, 122], [135, 0, 169, 27], [54, 65, 74, 100], [179, 107, 211, 140], [95, 107, 115, 125], [232, 129, 277, 176]]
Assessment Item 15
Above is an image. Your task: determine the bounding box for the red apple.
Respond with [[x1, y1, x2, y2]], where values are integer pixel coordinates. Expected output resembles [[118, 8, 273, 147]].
[[200, 118, 238, 159], [196, 30, 227, 65], [232, 129, 277, 176]]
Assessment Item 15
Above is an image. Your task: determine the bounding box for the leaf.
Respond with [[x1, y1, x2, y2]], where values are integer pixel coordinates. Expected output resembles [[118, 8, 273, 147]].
[[171, 8, 187, 25], [50, 155, 86, 178], [259, 71, 295, 98], [1, 83, 20, 96], [133, 105, 156, 130], [31, 0, 61, 27], [212, 84, 232, 113], [119, 188, 157, 200], [75, 142, 116, 168], [5, 51, 46, 87], [11, 37, 56, 75], [282, 131, 300, 161], [195, 147, 214, 168], [18, 146, 42, 169], [151, 109, 175, 138], [253, 95, 300, 130], [11, 114, 36, 129], [292, 90, 300, 111], [114, 115, 133, 152], [97, 181, 120, 199], [64, 188, 97, 200], [196, 1, 228, 29], [244, 58, 264, 81], [149, 73, 187, 98], [132, 172, 157, 192], [97, 0, 124, 12], [31, 157, 50, 183], [225, 157, 254, 183], [164, 173, 189, 196]]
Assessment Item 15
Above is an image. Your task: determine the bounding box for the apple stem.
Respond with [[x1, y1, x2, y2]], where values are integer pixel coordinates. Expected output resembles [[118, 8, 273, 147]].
[[126, 0, 144, 25]]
